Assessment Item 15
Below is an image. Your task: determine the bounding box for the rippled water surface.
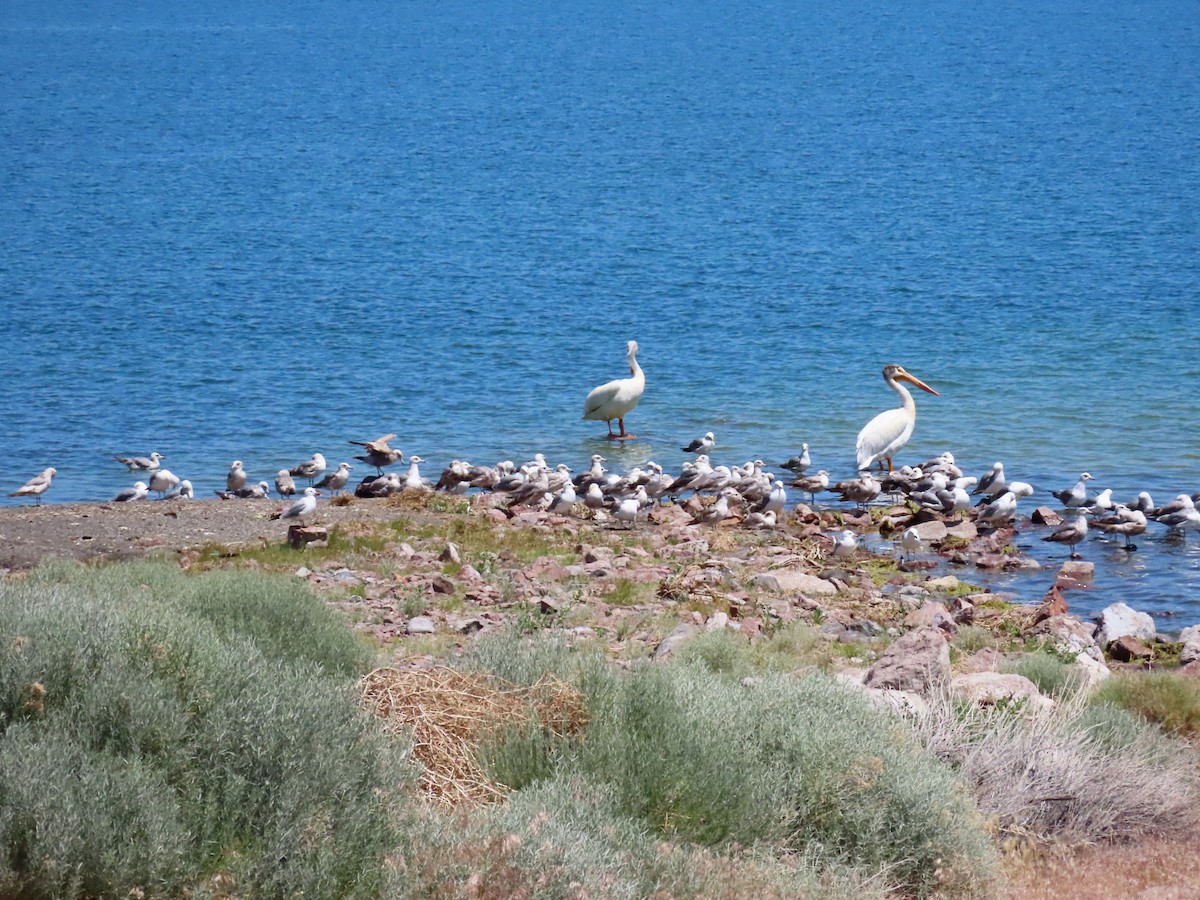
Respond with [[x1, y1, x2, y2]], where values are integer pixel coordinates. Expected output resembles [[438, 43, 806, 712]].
[[3, 0, 1199, 623]]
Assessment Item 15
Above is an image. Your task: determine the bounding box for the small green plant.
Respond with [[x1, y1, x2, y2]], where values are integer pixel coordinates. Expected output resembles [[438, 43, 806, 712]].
[[1093, 672, 1200, 737], [401, 588, 430, 619]]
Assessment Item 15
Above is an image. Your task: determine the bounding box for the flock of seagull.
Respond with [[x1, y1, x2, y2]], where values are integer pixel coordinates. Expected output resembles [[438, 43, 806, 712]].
[[8, 351, 1200, 561]]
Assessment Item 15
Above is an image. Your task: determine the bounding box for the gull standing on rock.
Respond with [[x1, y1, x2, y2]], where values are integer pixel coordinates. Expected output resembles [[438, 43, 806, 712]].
[[315, 462, 353, 495], [583, 340, 645, 440], [271, 486, 319, 521], [681, 431, 716, 454], [290, 453, 327, 486], [9, 468, 56, 505], [113, 452, 165, 472]]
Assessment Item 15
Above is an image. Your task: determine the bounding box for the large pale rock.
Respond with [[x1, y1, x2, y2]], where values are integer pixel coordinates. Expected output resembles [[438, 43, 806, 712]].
[[862, 687, 928, 718], [909, 520, 948, 542], [653, 623, 700, 661], [1028, 614, 1098, 656], [1180, 624, 1200, 666], [864, 627, 950, 696], [1072, 651, 1111, 688], [903, 601, 957, 636], [406, 616, 436, 635], [753, 569, 837, 596], [924, 575, 961, 593], [950, 672, 1053, 713], [1095, 602, 1156, 647]]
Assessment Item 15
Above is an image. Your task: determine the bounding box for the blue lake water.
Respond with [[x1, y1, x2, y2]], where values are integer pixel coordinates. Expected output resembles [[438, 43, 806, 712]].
[[2, 0, 1199, 624]]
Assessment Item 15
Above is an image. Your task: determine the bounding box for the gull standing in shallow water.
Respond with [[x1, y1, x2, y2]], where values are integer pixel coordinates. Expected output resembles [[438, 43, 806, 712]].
[[9, 468, 56, 505], [855, 364, 939, 473], [1043, 512, 1089, 559], [114, 452, 165, 472], [681, 431, 716, 454], [583, 340, 645, 440]]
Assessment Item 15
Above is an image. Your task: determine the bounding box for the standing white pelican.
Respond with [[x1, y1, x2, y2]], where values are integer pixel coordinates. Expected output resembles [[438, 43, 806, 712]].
[[583, 340, 645, 440], [855, 365, 939, 473]]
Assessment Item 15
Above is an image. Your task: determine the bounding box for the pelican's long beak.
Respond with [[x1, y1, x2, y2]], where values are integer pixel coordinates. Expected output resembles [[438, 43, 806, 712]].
[[897, 369, 939, 396]]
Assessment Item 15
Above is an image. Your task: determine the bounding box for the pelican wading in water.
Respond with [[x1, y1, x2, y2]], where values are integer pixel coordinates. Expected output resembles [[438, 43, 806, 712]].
[[855, 365, 940, 473], [583, 340, 645, 440]]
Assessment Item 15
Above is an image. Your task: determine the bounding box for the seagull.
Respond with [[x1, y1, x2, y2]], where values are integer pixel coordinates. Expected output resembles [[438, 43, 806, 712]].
[[1042, 513, 1089, 558], [9, 468, 55, 505], [1156, 506, 1200, 533], [356, 473, 402, 498], [1085, 488, 1114, 515], [403, 456, 430, 491], [582, 340, 645, 440], [271, 486, 319, 521], [973, 462, 1007, 497], [612, 486, 649, 528], [681, 431, 716, 454], [830, 529, 859, 561], [789, 469, 829, 504], [1094, 505, 1147, 551], [855, 364, 939, 473], [350, 434, 403, 475], [216, 481, 271, 500], [315, 462, 353, 495], [147, 468, 181, 499], [165, 479, 194, 501], [897, 526, 923, 560], [831, 472, 881, 508], [976, 483, 1035, 527], [113, 481, 149, 502], [548, 482, 578, 515], [289, 453, 327, 486], [780, 443, 811, 473], [113, 452, 165, 472], [275, 469, 296, 498], [690, 489, 739, 526], [227, 460, 248, 493], [1148, 494, 1194, 521], [1052, 472, 1093, 508], [584, 482, 607, 510], [744, 509, 778, 529]]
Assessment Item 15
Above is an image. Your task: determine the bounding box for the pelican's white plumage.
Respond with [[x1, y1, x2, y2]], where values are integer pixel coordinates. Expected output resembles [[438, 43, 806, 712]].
[[855, 365, 939, 473], [583, 340, 645, 440]]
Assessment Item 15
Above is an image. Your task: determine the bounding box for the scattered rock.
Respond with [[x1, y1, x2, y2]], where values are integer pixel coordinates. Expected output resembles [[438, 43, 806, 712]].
[[1108, 635, 1153, 662], [753, 569, 837, 596], [406, 616, 436, 635], [429, 574, 456, 595], [1072, 652, 1111, 687], [903, 601, 957, 636], [653, 623, 701, 661], [1031, 507, 1062, 526], [861, 687, 928, 718], [863, 627, 950, 696], [960, 647, 1003, 673], [287, 524, 328, 548], [923, 575, 960, 594], [1028, 613, 1098, 655], [1033, 586, 1069, 623], [439, 542, 461, 564], [1095, 602, 1156, 647], [950, 672, 1053, 712], [1180, 624, 1200, 665]]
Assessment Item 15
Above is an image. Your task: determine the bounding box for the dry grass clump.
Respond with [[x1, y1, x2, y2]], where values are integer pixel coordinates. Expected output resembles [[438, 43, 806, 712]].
[[360, 665, 588, 805], [915, 692, 1200, 852]]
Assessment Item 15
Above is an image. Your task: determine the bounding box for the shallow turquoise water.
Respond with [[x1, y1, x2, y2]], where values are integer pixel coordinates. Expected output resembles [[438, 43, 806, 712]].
[[2, 0, 1198, 621]]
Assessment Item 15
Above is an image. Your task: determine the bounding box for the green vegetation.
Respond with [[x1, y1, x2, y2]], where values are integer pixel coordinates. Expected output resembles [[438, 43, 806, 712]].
[[0, 561, 410, 898], [1094, 671, 1200, 737]]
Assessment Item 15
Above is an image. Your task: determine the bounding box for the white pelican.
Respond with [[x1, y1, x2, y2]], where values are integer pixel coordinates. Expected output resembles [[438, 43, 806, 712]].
[[272, 486, 319, 521], [1042, 512, 1089, 558], [682, 431, 716, 454], [855, 364, 939, 473], [114, 452, 164, 472], [583, 340, 645, 440]]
